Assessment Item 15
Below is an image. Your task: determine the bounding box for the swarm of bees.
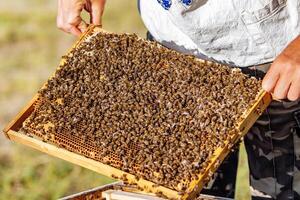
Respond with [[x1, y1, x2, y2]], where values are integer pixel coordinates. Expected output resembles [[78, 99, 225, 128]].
[[22, 31, 261, 193]]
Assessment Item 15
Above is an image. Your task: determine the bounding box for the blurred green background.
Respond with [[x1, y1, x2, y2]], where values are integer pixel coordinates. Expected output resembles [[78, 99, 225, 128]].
[[0, 1, 250, 199]]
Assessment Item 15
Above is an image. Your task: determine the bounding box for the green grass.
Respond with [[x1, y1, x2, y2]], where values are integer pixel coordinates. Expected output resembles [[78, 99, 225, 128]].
[[0, 145, 114, 200], [0, 1, 250, 199], [236, 143, 251, 200]]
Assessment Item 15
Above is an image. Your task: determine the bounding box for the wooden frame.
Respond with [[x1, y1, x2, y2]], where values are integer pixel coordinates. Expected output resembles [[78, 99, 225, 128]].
[[59, 182, 233, 200], [3, 25, 272, 200]]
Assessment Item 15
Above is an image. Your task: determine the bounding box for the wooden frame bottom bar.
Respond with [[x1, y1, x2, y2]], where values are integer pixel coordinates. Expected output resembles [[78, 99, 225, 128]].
[[5, 130, 181, 199]]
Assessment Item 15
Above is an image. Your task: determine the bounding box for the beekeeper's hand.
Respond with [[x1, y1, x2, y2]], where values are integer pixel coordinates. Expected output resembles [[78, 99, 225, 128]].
[[57, 0, 106, 36], [262, 35, 300, 101]]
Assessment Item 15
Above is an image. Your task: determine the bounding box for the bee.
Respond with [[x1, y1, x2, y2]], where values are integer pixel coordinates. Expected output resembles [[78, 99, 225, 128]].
[[111, 174, 118, 179]]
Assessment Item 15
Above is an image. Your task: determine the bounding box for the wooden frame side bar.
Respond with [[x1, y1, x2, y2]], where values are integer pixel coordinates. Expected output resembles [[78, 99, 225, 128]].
[[183, 91, 272, 200]]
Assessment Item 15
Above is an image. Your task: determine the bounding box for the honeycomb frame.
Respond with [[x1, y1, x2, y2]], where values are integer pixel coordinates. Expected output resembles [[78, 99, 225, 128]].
[[3, 25, 272, 200]]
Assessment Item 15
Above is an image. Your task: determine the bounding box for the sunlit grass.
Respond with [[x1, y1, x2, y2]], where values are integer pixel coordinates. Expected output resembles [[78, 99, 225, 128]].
[[0, 145, 114, 200], [236, 143, 250, 200]]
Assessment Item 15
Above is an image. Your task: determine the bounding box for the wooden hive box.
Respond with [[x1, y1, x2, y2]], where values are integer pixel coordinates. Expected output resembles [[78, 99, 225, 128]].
[[59, 182, 233, 200], [3, 25, 272, 200]]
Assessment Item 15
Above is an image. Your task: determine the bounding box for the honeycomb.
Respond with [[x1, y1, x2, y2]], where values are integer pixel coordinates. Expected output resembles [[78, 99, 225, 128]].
[[21, 27, 262, 197]]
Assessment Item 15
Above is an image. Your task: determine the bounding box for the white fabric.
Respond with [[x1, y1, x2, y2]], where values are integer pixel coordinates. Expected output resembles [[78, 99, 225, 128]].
[[139, 0, 300, 67]]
